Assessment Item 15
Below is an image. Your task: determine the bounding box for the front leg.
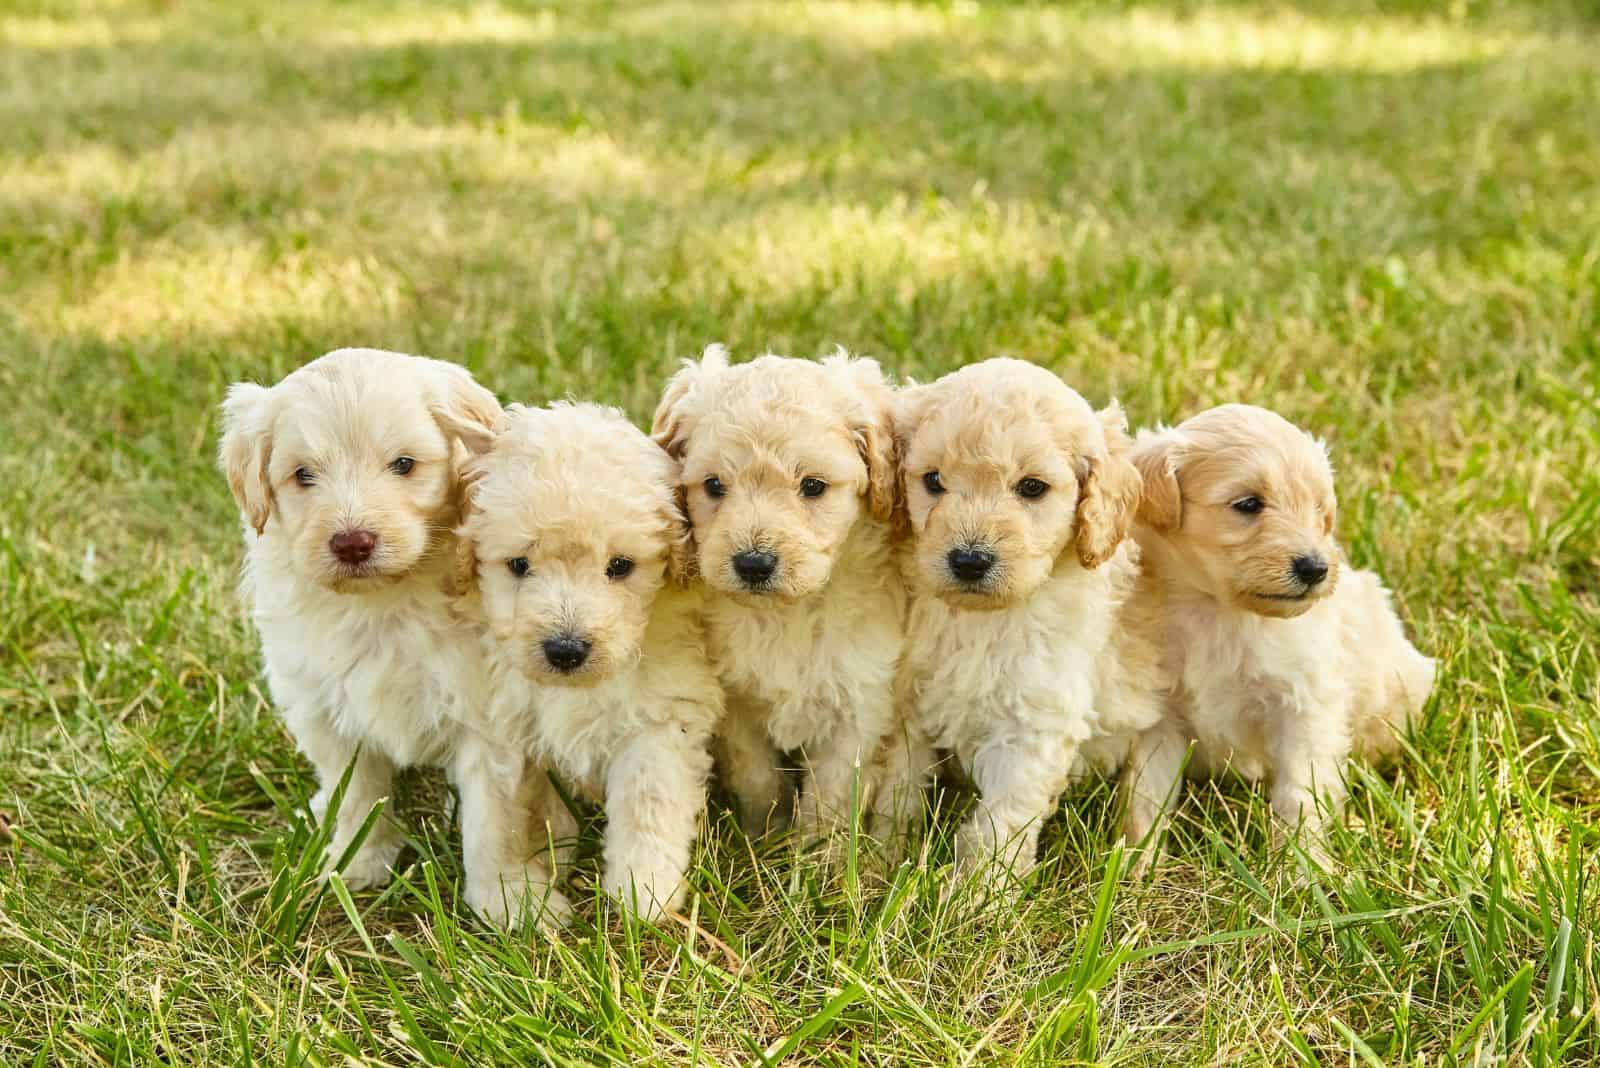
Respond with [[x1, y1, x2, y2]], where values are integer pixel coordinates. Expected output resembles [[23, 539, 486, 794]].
[[602, 729, 713, 921], [956, 730, 1077, 879], [714, 697, 790, 838], [1120, 718, 1189, 875], [795, 707, 886, 838], [867, 714, 938, 855], [286, 706, 405, 889], [453, 734, 570, 930], [1268, 692, 1351, 866]]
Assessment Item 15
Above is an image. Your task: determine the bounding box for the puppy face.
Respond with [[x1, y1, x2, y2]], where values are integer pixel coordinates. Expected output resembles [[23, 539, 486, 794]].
[[218, 348, 501, 591], [1132, 404, 1339, 619], [460, 403, 690, 688], [896, 359, 1142, 609], [652, 345, 896, 604]]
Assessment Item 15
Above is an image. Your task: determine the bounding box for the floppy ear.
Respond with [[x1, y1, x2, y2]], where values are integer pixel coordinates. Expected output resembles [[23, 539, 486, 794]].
[[449, 460, 487, 597], [1128, 430, 1183, 533], [432, 365, 504, 455], [665, 485, 697, 588], [651, 343, 728, 459], [822, 348, 899, 525], [218, 382, 276, 535], [888, 382, 930, 541], [1073, 402, 1144, 569]]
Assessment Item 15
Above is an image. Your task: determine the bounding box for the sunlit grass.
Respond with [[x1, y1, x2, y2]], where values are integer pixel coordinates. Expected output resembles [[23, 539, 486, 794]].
[[1, 0, 1597, 1064]]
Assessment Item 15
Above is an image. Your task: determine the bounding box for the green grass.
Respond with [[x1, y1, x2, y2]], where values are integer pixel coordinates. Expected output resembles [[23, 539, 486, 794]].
[[2, 0, 1597, 1062]]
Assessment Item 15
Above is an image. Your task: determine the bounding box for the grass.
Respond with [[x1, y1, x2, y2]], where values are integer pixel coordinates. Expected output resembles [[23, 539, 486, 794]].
[[1, 0, 1597, 1062]]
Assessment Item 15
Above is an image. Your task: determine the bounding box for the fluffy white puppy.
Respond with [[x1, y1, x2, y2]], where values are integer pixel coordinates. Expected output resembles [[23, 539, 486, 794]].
[[1119, 404, 1436, 862], [219, 347, 501, 890], [651, 345, 904, 838], [449, 402, 722, 922], [883, 358, 1163, 875]]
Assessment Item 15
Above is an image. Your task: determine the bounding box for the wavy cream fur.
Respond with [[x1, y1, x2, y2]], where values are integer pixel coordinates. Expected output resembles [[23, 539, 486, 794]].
[[1119, 405, 1436, 864], [884, 358, 1163, 874], [454, 402, 722, 923], [653, 345, 906, 836], [218, 348, 502, 892]]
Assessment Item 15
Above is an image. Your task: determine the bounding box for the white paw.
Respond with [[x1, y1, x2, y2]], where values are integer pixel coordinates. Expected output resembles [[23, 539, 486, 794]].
[[326, 839, 402, 890], [466, 865, 572, 931], [603, 872, 681, 922]]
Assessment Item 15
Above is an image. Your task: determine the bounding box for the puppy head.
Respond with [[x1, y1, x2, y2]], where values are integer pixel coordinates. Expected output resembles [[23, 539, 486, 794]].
[[218, 348, 501, 591], [1131, 403, 1339, 618], [459, 403, 690, 688], [652, 344, 895, 603], [896, 358, 1141, 609]]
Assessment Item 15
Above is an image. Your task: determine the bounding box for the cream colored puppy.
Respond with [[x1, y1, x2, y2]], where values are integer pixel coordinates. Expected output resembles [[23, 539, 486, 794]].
[[1119, 404, 1435, 862], [451, 402, 722, 922], [219, 347, 501, 891], [652, 345, 903, 837], [885, 358, 1162, 875]]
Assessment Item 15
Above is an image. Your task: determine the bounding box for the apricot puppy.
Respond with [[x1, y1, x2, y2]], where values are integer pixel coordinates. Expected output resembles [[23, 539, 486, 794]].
[[652, 345, 904, 837], [884, 358, 1164, 875], [1119, 404, 1435, 862], [452, 402, 721, 922], [218, 347, 501, 890]]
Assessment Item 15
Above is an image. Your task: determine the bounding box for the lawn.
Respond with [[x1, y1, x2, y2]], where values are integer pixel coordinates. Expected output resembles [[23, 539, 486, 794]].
[[2, 0, 1598, 1063]]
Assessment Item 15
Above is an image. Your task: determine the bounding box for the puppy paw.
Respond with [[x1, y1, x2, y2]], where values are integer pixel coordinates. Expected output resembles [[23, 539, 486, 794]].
[[466, 865, 572, 931], [326, 840, 402, 890]]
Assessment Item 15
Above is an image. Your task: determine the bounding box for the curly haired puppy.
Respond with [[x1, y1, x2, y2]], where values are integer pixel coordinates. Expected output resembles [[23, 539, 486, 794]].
[[219, 347, 501, 890], [450, 402, 722, 923], [652, 345, 904, 837], [883, 358, 1163, 875], [1119, 404, 1435, 863]]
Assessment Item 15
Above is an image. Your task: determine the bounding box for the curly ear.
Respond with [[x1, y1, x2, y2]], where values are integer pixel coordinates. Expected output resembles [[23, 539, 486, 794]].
[[218, 382, 276, 535], [1073, 402, 1144, 569], [822, 348, 899, 525], [651, 344, 728, 459], [1128, 429, 1183, 533], [888, 382, 931, 542], [450, 460, 487, 597], [432, 364, 503, 455], [665, 485, 697, 589]]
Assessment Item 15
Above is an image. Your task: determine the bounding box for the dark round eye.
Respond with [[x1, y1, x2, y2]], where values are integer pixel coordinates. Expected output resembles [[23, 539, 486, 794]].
[[703, 476, 726, 499], [1016, 477, 1050, 499], [923, 471, 945, 495], [389, 456, 415, 476], [1232, 496, 1264, 515], [507, 557, 530, 578], [605, 556, 634, 579], [799, 477, 828, 498], [294, 467, 315, 487]]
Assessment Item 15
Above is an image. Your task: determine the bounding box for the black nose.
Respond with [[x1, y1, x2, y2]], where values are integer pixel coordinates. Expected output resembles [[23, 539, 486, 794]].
[[947, 546, 996, 583], [731, 549, 778, 586], [1292, 554, 1329, 587], [329, 528, 377, 565], [541, 635, 592, 672]]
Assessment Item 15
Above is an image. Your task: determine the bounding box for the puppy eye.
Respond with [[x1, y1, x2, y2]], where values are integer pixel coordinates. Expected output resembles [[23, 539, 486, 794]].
[[605, 556, 634, 580], [1232, 496, 1264, 515], [294, 467, 315, 487], [1016, 477, 1049, 499], [507, 557, 530, 578], [799, 477, 828, 498], [923, 471, 945, 495], [389, 456, 416, 476], [703, 476, 726, 499]]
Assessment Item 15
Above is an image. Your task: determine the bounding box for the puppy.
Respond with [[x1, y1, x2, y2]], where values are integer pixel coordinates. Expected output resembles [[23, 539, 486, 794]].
[[884, 358, 1163, 875], [1119, 404, 1436, 862], [652, 345, 904, 837], [450, 402, 722, 922], [219, 347, 501, 890]]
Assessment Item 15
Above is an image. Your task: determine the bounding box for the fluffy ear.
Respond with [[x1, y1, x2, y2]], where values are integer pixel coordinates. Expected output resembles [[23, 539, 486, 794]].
[[665, 485, 697, 588], [888, 382, 931, 541], [1073, 402, 1144, 569], [218, 382, 276, 535], [449, 461, 486, 597], [432, 364, 504, 454], [823, 348, 899, 525], [651, 343, 728, 459], [1128, 429, 1183, 532]]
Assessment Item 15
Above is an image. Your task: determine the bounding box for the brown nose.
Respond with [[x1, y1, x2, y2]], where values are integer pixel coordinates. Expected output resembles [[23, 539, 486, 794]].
[[329, 529, 377, 565]]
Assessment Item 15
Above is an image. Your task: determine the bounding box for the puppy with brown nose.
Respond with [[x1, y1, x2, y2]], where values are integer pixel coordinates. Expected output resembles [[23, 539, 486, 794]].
[[882, 358, 1166, 877], [219, 348, 501, 893], [1119, 404, 1436, 866], [652, 345, 904, 839]]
